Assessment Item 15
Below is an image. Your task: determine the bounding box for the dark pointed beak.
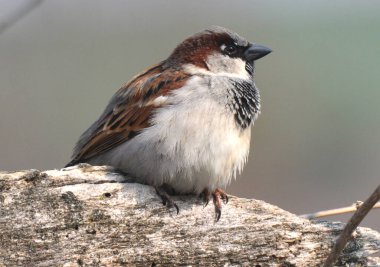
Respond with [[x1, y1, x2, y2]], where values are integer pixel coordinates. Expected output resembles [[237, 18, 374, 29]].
[[244, 44, 272, 61]]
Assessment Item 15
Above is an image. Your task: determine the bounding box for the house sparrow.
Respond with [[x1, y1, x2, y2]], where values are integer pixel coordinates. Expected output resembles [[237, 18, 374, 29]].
[[66, 26, 271, 221]]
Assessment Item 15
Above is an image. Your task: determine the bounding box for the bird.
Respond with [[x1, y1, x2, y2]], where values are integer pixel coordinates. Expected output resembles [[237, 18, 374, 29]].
[[65, 26, 271, 221]]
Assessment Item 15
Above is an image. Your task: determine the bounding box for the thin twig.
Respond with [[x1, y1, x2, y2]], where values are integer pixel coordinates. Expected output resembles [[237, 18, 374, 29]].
[[300, 202, 380, 219], [0, 0, 44, 35], [323, 185, 380, 267]]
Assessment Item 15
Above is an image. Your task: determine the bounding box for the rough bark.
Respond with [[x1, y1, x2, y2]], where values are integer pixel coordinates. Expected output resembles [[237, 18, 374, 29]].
[[0, 165, 379, 266]]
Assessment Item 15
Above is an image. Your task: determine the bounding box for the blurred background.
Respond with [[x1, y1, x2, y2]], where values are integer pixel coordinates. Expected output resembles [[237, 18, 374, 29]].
[[0, 1, 379, 231]]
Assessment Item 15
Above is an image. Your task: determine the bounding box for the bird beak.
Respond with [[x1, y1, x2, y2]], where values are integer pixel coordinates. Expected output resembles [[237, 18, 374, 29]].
[[244, 44, 272, 61]]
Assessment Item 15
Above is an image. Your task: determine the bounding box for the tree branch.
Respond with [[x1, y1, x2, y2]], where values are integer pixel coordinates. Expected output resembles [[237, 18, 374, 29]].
[[301, 202, 380, 219], [0, 165, 379, 266], [324, 185, 380, 267]]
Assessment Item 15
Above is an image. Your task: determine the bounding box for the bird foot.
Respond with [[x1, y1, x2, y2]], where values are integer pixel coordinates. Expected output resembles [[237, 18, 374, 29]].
[[200, 188, 229, 222], [154, 185, 179, 214]]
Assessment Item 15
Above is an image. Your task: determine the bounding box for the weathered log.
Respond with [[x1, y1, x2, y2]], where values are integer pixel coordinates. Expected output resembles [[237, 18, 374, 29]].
[[0, 165, 379, 266]]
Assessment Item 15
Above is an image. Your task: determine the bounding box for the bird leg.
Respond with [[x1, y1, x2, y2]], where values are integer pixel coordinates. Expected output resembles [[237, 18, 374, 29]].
[[200, 188, 211, 207], [200, 188, 229, 222], [154, 184, 179, 214]]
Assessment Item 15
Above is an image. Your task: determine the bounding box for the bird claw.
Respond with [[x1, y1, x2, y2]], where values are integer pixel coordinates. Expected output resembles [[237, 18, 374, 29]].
[[214, 207, 221, 222], [155, 185, 179, 214], [221, 193, 229, 204], [200, 188, 211, 207], [200, 188, 229, 222], [155, 186, 228, 220]]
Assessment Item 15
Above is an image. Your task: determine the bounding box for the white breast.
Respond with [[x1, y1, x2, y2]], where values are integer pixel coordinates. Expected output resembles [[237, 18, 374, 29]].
[[90, 76, 253, 194]]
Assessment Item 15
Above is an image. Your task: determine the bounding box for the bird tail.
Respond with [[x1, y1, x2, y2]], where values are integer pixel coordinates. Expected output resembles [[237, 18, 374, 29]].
[[64, 159, 78, 168]]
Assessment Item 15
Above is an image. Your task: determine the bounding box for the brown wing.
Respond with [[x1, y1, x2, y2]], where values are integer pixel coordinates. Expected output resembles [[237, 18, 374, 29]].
[[66, 64, 190, 166]]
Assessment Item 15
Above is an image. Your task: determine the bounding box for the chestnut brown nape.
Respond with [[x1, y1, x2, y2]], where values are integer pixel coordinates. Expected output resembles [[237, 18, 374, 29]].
[[165, 26, 249, 68]]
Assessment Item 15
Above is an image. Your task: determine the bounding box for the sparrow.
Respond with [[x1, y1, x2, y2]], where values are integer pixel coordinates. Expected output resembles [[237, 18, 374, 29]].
[[66, 26, 271, 221]]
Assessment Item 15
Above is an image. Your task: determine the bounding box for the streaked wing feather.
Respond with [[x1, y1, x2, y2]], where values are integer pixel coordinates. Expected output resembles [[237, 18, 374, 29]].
[[68, 64, 190, 165]]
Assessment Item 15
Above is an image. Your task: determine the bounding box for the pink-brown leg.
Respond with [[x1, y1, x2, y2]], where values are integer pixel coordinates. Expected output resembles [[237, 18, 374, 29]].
[[200, 188, 211, 207], [200, 188, 229, 222], [214, 188, 229, 204]]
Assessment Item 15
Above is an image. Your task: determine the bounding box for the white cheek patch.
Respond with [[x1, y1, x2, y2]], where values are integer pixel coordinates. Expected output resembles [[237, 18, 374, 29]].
[[205, 53, 249, 80]]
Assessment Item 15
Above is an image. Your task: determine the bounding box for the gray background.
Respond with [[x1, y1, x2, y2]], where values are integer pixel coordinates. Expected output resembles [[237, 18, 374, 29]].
[[0, 0, 379, 230]]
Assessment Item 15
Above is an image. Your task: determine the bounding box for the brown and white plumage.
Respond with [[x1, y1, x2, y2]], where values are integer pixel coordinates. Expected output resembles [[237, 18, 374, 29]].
[[66, 26, 271, 220], [66, 65, 190, 165]]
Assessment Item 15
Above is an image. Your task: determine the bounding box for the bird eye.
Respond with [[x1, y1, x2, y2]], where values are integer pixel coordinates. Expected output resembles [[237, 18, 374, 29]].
[[224, 45, 237, 55]]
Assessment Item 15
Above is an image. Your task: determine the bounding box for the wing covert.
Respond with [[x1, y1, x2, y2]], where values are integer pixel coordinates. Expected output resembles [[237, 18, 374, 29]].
[[66, 65, 190, 166]]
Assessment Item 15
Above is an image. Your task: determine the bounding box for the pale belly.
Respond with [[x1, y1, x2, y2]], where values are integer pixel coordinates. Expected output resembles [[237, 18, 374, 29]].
[[89, 96, 252, 194]]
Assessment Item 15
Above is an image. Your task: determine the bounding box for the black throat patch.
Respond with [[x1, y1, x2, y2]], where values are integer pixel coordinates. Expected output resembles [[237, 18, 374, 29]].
[[227, 78, 260, 129]]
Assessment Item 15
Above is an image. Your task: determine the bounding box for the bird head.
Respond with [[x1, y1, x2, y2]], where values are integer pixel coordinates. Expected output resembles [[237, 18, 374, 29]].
[[166, 26, 272, 79]]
